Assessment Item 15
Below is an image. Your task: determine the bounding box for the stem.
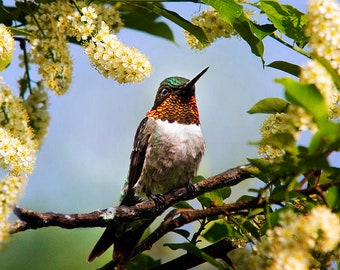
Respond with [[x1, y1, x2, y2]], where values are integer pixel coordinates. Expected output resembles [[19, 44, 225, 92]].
[[71, 0, 82, 14], [16, 38, 33, 96], [269, 33, 310, 58], [190, 217, 207, 244]]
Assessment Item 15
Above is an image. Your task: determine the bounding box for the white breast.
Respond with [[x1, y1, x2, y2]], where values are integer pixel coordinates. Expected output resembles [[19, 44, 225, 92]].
[[155, 119, 205, 158], [134, 118, 205, 198]]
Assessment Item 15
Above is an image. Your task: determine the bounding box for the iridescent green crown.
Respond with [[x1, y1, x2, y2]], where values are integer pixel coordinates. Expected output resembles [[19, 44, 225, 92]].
[[160, 77, 189, 88]]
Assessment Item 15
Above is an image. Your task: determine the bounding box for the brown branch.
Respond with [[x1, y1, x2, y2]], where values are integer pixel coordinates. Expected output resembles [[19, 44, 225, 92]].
[[10, 164, 255, 234], [133, 180, 340, 256], [133, 199, 260, 256], [8, 164, 340, 269], [10, 208, 113, 233]]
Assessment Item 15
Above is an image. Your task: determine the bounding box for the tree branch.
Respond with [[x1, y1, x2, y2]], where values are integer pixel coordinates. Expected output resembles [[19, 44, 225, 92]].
[[8, 163, 340, 269], [10, 164, 255, 234], [133, 198, 260, 256], [133, 179, 340, 256]]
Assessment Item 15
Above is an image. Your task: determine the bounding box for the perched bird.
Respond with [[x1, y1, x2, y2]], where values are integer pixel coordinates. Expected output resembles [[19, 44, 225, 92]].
[[88, 67, 208, 269]]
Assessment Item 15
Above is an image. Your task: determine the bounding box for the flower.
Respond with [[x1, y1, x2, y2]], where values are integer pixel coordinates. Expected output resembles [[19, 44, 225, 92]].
[[300, 60, 340, 118], [25, 1, 149, 86], [25, 2, 73, 95], [185, 8, 237, 50], [258, 106, 316, 159], [0, 79, 37, 247], [0, 78, 37, 175], [23, 80, 50, 147], [84, 21, 152, 83], [301, 0, 340, 119], [0, 24, 14, 72], [235, 206, 340, 270], [309, 205, 340, 253], [0, 175, 26, 247], [307, 0, 340, 76]]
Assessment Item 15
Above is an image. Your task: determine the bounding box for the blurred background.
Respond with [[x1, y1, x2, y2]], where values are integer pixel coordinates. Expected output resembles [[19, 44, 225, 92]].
[[0, 1, 314, 269]]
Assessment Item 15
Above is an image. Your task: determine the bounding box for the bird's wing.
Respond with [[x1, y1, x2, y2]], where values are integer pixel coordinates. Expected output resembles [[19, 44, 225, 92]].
[[120, 117, 151, 206], [87, 117, 152, 263]]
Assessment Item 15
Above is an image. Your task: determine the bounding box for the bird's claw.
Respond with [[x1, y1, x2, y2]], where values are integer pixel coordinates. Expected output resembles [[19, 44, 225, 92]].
[[187, 183, 197, 196], [148, 193, 166, 211]]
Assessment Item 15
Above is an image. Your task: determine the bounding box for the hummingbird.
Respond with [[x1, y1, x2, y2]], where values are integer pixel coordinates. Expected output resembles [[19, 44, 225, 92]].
[[87, 67, 208, 269]]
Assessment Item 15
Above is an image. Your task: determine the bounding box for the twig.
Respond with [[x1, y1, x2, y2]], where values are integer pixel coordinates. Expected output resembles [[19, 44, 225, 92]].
[[133, 180, 340, 256]]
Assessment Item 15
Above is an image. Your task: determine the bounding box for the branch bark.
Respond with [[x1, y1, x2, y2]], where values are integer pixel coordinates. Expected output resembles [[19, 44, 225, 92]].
[[10, 164, 255, 234], [8, 163, 340, 269]]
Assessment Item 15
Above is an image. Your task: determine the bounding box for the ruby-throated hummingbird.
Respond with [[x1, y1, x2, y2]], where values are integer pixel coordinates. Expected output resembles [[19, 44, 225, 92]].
[[88, 67, 208, 269]]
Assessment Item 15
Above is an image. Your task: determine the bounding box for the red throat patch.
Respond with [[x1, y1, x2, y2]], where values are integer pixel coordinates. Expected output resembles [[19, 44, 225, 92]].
[[146, 95, 199, 125]]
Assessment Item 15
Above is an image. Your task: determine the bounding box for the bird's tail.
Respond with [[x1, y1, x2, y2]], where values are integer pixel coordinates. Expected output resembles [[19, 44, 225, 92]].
[[88, 218, 154, 269]]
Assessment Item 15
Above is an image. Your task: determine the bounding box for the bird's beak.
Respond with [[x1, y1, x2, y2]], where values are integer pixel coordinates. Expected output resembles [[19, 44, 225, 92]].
[[185, 67, 209, 89]]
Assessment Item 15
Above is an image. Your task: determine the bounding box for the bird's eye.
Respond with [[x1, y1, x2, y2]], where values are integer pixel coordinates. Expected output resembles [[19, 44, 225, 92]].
[[160, 88, 169, 96]]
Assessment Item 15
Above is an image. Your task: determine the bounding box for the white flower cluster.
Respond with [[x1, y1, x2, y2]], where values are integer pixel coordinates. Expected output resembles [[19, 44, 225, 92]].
[[84, 21, 152, 83], [0, 79, 36, 175], [0, 175, 26, 246], [69, 4, 123, 41], [307, 0, 340, 74], [230, 206, 340, 270], [25, 1, 73, 95], [23, 80, 50, 147], [0, 24, 14, 72], [300, 0, 340, 119], [185, 8, 237, 50], [0, 78, 37, 247], [25, 1, 151, 87], [258, 106, 316, 159], [259, 0, 340, 159]]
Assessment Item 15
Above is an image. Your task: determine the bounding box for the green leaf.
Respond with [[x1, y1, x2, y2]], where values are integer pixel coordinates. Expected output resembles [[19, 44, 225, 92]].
[[248, 208, 264, 217], [271, 184, 289, 201], [204, 0, 243, 24], [276, 77, 328, 122], [172, 201, 193, 209], [313, 54, 340, 91], [247, 158, 274, 172], [204, 0, 264, 60], [260, 0, 309, 47], [267, 61, 301, 77], [164, 242, 225, 270], [173, 229, 191, 239], [248, 97, 289, 114], [202, 220, 243, 242], [237, 195, 257, 201], [250, 23, 276, 40], [197, 187, 231, 207], [220, 186, 232, 200], [119, 4, 174, 42], [234, 18, 264, 59], [84, 0, 94, 5], [309, 122, 340, 155], [146, 4, 208, 44], [197, 190, 223, 207], [8, 27, 32, 37], [261, 133, 296, 153], [127, 254, 161, 270], [261, 208, 285, 233], [242, 220, 261, 239], [193, 175, 205, 184]]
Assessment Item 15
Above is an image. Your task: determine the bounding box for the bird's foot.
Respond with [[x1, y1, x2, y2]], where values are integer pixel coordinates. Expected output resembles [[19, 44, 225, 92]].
[[187, 183, 197, 197], [148, 193, 166, 211]]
